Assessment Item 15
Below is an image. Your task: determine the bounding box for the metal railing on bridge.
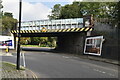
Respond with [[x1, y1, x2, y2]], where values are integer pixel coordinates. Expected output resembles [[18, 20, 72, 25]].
[[11, 15, 94, 34], [21, 18, 83, 30]]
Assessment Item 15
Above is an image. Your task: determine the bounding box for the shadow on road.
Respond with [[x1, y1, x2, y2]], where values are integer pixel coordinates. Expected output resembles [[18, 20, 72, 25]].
[[21, 47, 60, 53]]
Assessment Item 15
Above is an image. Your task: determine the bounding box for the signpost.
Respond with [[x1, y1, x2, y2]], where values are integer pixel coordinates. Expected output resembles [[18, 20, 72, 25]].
[[16, 0, 22, 70]]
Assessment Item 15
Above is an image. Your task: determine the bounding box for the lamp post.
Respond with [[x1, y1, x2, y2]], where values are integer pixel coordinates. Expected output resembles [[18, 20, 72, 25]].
[[16, 0, 22, 70]]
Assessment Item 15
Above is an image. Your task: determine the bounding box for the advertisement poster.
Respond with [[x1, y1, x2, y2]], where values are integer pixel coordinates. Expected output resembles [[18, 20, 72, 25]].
[[84, 36, 104, 56], [0, 36, 14, 49]]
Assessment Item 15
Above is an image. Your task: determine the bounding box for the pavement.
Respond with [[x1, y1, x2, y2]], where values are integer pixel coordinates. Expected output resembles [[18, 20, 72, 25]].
[[1, 61, 38, 79], [0, 50, 38, 79]]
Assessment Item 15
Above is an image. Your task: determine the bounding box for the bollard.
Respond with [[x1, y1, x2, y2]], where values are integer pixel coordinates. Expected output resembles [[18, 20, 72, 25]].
[[6, 46, 9, 53]]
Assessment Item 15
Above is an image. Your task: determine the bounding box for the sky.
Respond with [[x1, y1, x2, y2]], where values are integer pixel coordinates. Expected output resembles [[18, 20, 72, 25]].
[[2, 0, 117, 21], [2, 0, 75, 21]]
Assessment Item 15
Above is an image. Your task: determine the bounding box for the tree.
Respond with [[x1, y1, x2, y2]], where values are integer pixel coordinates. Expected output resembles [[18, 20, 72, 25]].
[[4, 12, 13, 17], [48, 37, 57, 47], [0, 0, 3, 9], [48, 4, 61, 20], [59, 2, 83, 19], [30, 37, 48, 46], [49, 2, 118, 19], [20, 37, 31, 45], [116, 1, 120, 29], [2, 12, 17, 35]]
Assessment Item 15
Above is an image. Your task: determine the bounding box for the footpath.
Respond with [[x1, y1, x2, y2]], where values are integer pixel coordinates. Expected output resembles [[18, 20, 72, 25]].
[[1, 61, 37, 79], [0, 50, 38, 79]]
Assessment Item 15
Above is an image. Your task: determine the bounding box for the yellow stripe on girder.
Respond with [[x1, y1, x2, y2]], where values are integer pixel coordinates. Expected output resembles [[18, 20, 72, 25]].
[[22, 30, 24, 33], [85, 28, 89, 31], [23, 30, 25, 33], [35, 30, 38, 33], [80, 28, 84, 31], [57, 29, 60, 32], [28, 30, 31, 33], [32, 30, 34, 33], [14, 30, 17, 33], [37, 30, 40, 32], [54, 29, 58, 32], [21, 30, 23, 33], [20, 30, 22, 33], [58, 29, 62, 32], [38, 30, 40, 32], [11, 31, 14, 33], [71, 28, 76, 32], [76, 28, 80, 31], [17, 30, 19, 33], [27, 30, 29, 33], [24, 30, 27, 33], [89, 28, 93, 31], [13, 30, 15, 33], [25, 30, 27, 33], [56, 29, 59, 32], [62, 29, 66, 32], [66, 28, 71, 32]]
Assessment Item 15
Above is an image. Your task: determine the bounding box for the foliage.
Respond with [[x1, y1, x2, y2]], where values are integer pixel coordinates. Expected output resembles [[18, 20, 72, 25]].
[[30, 37, 48, 46], [20, 37, 31, 45], [4, 12, 13, 17], [117, 1, 120, 29], [48, 4, 61, 20], [48, 1, 118, 27], [0, 0, 3, 9], [59, 2, 83, 19], [49, 2, 118, 19], [48, 37, 57, 47], [28, 37, 56, 47], [2, 12, 17, 35], [80, 2, 117, 18]]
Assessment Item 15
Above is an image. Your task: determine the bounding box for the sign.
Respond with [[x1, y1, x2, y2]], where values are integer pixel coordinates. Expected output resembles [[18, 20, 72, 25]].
[[42, 27, 46, 32], [0, 36, 14, 49], [84, 36, 104, 56]]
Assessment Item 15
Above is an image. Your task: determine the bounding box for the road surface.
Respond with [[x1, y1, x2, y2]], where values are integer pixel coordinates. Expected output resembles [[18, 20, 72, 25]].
[[2, 47, 119, 78]]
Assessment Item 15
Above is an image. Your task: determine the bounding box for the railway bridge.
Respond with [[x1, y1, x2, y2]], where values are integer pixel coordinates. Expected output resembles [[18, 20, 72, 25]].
[[11, 15, 94, 54]]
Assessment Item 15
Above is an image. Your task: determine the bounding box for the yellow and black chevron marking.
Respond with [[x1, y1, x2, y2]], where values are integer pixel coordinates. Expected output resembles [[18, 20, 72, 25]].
[[11, 27, 93, 34]]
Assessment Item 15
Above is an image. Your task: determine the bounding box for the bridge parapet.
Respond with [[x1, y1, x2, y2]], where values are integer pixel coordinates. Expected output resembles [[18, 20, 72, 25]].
[[20, 18, 84, 30], [11, 15, 93, 34]]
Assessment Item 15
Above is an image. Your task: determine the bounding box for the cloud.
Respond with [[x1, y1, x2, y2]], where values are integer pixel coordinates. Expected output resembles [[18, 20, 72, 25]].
[[2, 0, 51, 21]]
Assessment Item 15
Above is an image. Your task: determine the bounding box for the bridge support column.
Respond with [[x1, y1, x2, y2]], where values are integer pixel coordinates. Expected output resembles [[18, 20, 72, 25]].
[[13, 34, 17, 50], [56, 32, 87, 54]]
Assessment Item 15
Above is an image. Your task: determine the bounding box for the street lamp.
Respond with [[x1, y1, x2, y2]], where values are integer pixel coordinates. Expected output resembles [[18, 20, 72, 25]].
[[16, 0, 22, 70]]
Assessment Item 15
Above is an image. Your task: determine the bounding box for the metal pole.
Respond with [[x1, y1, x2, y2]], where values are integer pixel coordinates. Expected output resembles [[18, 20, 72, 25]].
[[16, 0, 22, 70]]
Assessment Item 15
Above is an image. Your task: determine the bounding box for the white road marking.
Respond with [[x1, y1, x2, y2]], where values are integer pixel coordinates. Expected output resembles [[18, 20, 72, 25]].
[[93, 69, 116, 77], [45, 53, 50, 54], [108, 73, 115, 76], [62, 56, 69, 58]]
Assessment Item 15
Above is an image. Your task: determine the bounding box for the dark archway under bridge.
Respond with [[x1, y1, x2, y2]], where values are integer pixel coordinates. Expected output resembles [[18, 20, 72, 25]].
[[13, 30, 89, 55]]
